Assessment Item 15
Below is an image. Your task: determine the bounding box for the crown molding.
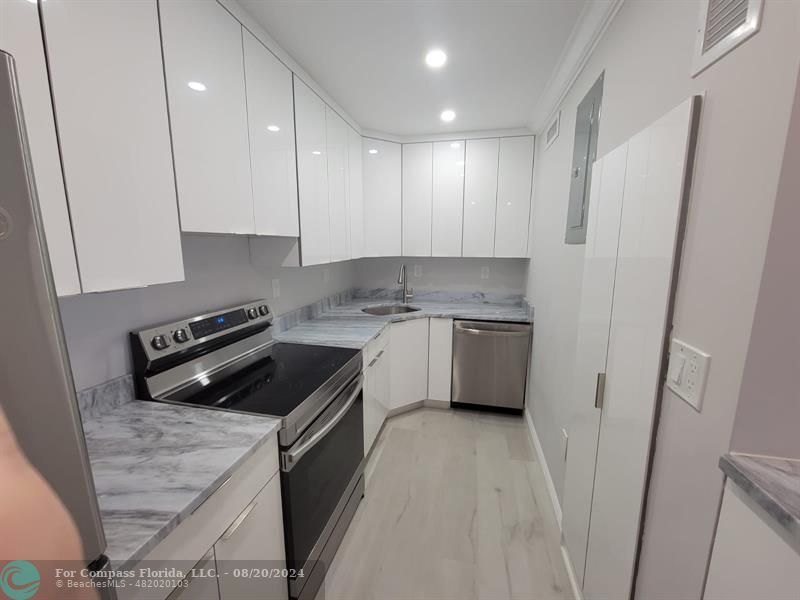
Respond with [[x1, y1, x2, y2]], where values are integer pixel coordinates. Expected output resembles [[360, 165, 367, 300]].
[[361, 127, 534, 145], [529, 0, 625, 134]]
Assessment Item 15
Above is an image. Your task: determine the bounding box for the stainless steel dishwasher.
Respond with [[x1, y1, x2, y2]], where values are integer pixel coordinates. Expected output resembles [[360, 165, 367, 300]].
[[452, 320, 532, 412]]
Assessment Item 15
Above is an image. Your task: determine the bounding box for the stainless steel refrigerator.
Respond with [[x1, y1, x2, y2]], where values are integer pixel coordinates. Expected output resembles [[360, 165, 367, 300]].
[[0, 50, 106, 565]]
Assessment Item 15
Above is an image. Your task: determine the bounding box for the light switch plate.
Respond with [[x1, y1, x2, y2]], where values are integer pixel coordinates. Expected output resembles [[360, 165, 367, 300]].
[[480, 266, 490, 280], [666, 338, 710, 412], [413, 264, 422, 277], [271, 278, 280, 298], [323, 269, 330, 284]]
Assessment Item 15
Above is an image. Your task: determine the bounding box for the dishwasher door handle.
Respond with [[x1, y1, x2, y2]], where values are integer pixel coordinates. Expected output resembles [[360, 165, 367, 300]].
[[454, 324, 530, 337]]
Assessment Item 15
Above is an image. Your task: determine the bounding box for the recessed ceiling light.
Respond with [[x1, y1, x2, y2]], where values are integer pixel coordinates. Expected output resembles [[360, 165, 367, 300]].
[[450, 142, 460, 149], [187, 81, 206, 92], [312, 150, 321, 155], [440, 109, 456, 122], [267, 125, 280, 132], [425, 49, 447, 69], [368, 149, 379, 155]]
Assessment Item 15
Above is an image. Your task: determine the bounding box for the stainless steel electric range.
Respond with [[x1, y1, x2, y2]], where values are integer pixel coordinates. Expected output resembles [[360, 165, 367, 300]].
[[130, 300, 364, 600]]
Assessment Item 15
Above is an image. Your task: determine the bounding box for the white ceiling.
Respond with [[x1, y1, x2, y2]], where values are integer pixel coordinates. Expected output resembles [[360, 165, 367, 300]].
[[240, 0, 587, 137]]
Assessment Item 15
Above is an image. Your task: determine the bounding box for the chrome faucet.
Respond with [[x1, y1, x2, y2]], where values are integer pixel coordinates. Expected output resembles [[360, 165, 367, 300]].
[[397, 264, 414, 304]]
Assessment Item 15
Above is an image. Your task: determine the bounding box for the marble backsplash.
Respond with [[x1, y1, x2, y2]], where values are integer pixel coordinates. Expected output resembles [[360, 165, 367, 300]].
[[352, 287, 525, 306], [77, 374, 135, 420], [76, 287, 532, 408]]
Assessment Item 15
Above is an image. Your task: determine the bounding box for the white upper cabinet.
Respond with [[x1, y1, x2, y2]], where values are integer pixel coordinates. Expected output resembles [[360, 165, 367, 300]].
[[432, 140, 465, 256], [402, 143, 433, 256], [494, 136, 534, 257], [41, 0, 183, 293], [326, 107, 350, 263], [160, 0, 253, 235], [347, 128, 364, 259], [294, 76, 330, 266], [462, 138, 500, 257], [242, 29, 298, 237], [363, 138, 401, 257], [1, 0, 81, 296]]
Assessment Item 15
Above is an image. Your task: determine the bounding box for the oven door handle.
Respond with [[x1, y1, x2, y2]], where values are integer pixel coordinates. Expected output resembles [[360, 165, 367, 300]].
[[281, 375, 363, 472]]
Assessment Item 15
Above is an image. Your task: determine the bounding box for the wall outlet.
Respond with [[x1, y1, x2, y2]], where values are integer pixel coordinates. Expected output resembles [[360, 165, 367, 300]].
[[323, 269, 330, 284], [413, 264, 422, 277], [666, 338, 711, 412], [271, 278, 280, 299], [480, 266, 490, 280], [561, 428, 569, 461]]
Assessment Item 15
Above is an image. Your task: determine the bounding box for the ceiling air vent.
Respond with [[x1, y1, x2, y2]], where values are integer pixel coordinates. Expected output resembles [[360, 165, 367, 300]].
[[545, 111, 560, 149], [692, 0, 763, 76]]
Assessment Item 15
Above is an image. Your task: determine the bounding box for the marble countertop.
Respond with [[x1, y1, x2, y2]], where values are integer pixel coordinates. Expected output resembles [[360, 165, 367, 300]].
[[273, 298, 531, 349], [720, 453, 800, 544], [79, 378, 280, 570]]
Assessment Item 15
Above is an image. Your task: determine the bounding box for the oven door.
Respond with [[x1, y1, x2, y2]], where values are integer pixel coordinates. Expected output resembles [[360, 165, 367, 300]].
[[280, 374, 364, 576]]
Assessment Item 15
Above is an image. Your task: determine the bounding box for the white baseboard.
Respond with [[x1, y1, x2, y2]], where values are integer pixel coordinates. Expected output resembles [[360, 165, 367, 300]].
[[524, 408, 563, 528], [561, 543, 584, 600]]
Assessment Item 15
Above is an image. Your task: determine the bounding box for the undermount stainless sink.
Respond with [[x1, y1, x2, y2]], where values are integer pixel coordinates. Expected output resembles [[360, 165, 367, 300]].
[[361, 304, 421, 316]]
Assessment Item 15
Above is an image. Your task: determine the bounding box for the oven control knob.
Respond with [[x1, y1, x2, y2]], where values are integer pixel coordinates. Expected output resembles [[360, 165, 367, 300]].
[[258, 305, 269, 316], [248, 308, 258, 320], [151, 335, 169, 351], [173, 329, 189, 344]]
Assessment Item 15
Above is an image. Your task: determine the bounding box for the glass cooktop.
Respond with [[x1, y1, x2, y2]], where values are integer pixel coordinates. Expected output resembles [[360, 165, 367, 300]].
[[179, 342, 359, 417]]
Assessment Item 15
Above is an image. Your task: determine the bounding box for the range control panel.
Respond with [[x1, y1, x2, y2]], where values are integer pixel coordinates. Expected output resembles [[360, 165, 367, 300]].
[[134, 300, 272, 360]]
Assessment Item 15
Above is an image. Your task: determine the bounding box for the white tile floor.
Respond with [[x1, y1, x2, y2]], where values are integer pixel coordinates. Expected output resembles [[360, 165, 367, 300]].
[[317, 408, 571, 600]]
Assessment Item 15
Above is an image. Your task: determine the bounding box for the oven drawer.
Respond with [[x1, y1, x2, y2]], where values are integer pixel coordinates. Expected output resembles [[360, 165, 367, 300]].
[[280, 374, 364, 576]]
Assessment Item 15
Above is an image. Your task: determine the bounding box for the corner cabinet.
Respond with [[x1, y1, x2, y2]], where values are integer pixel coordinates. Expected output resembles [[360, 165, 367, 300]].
[[389, 319, 429, 410], [41, 0, 184, 293], [363, 138, 401, 257], [348, 128, 365, 259], [242, 29, 298, 237], [462, 139, 500, 257], [326, 107, 351, 263], [402, 142, 433, 256], [159, 0, 254, 235]]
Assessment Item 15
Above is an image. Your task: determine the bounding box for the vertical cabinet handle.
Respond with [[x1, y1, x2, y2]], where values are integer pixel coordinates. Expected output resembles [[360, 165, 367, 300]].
[[595, 372, 606, 410]]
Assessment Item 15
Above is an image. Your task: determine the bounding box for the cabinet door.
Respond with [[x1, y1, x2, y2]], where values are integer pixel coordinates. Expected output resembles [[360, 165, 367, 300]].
[[389, 319, 429, 410], [242, 29, 298, 237], [326, 107, 350, 262], [402, 143, 433, 256], [427, 318, 453, 402], [168, 550, 219, 600], [432, 141, 465, 257], [294, 76, 330, 265], [160, 0, 253, 235], [363, 335, 390, 454], [363, 138, 401, 257], [215, 475, 288, 600], [462, 139, 499, 257], [494, 136, 534, 257], [0, 0, 81, 296], [42, 0, 184, 293], [347, 128, 365, 259]]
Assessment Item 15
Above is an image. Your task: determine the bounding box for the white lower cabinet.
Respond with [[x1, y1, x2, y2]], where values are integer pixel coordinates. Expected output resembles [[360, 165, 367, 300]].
[[167, 551, 219, 600], [427, 319, 453, 403], [120, 439, 284, 600], [704, 481, 800, 600], [363, 327, 391, 454], [215, 474, 288, 600], [389, 319, 429, 410]]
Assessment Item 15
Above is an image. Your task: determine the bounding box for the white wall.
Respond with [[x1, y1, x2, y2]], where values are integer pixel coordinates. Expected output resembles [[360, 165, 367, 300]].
[[729, 69, 800, 460], [59, 234, 356, 391], [353, 257, 529, 297], [525, 1, 800, 599]]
